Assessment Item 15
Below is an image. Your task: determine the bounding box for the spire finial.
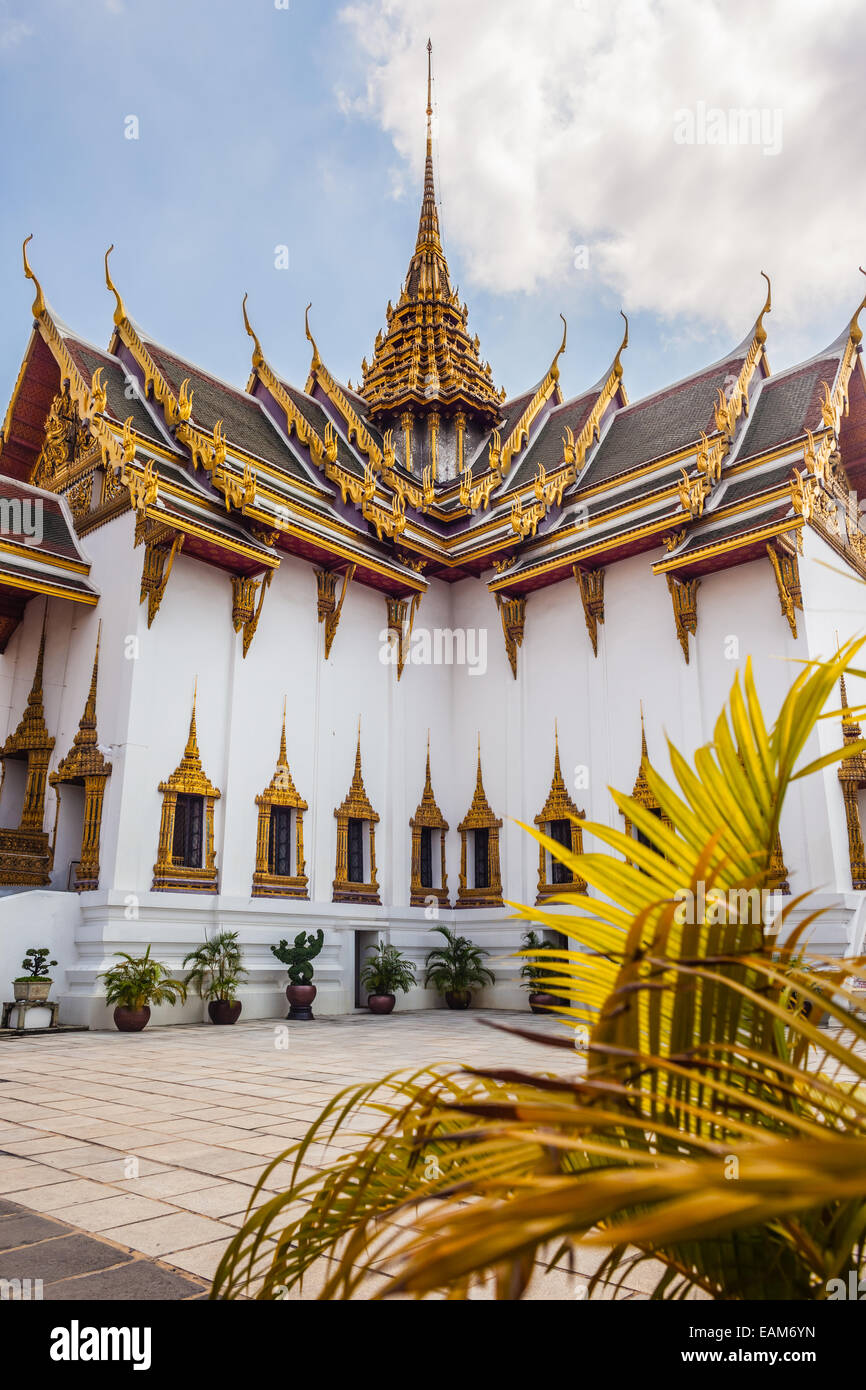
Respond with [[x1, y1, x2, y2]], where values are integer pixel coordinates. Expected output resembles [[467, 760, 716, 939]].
[[755, 270, 772, 344], [850, 266, 866, 347], [640, 701, 648, 760], [279, 696, 288, 765], [613, 310, 629, 379], [427, 38, 433, 136], [104, 245, 127, 327], [305, 302, 321, 370], [22, 235, 46, 319]]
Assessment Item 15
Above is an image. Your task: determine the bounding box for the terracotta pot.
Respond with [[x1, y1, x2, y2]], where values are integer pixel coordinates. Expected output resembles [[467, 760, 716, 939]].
[[286, 983, 316, 1021], [208, 999, 242, 1025], [529, 991, 559, 1015], [445, 990, 471, 1010], [13, 979, 52, 1003], [113, 1005, 151, 1032], [368, 993, 395, 1015]]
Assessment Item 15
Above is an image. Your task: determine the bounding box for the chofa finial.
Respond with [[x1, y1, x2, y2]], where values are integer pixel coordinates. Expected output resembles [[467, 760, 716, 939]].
[[104, 245, 127, 327], [755, 270, 772, 343], [22, 235, 45, 319], [242, 293, 264, 369]]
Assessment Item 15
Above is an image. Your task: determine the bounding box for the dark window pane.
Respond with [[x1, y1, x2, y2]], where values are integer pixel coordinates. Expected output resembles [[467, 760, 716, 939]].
[[419, 826, 433, 888], [173, 794, 203, 869], [269, 806, 292, 877], [474, 828, 489, 890], [549, 819, 573, 884], [347, 818, 364, 883], [635, 805, 663, 851]]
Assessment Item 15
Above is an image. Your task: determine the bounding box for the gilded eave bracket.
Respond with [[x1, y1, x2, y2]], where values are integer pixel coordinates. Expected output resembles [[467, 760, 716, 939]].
[[767, 541, 802, 639], [666, 573, 700, 663], [495, 593, 526, 679], [316, 563, 355, 659], [573, 564, 605, 657]]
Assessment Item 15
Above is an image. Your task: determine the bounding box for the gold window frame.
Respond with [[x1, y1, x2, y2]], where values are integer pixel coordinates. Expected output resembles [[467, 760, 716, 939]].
[[456, 741, 502, 908], [534, 729, 586, 904], [410, 736, 449, 906], [252, 706, 308, 898], [333, 726, 380, 904], [152, 688, 220, 893]]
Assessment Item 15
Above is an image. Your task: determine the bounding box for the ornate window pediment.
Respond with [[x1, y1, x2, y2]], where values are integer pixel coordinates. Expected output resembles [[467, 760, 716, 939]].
[[49, 624, 111, 892], [410, 737, 449, 906], [0, 607, 55, 886], [456, 741, 502, 908], [333, 726, 380, 904], [152, 687, 220, 893], [534, 729, 586, 903], [252, 706, 308, 898]]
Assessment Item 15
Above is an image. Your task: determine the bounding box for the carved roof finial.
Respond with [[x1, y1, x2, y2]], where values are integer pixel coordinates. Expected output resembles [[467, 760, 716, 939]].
[[242, 293, 264, 369], [850, 266, 866, 347], [104, 245, 127, 327], [305, 303, 321, 371], [754, 270, 772, 345], [613, 310, 629, 379], [22, 235, 46, 319]]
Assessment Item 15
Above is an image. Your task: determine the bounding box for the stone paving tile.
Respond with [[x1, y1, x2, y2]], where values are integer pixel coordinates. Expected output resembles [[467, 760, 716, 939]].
[[44, 1260, 207, 1301], [0, 1212, 70, 1249], [100, 1211, 237, 1257], [117, 1170, 226, 1199], [0, 1231, 132, 1281], [54, 1195, 180, 1233], [5, 1179, 118, 1212]]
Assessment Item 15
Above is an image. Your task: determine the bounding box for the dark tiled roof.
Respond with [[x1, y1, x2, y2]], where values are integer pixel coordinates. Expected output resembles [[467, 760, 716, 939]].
[[144, 343, 311, 483], [735, 358, 841, 462], [503, 391, 600, 495], [64, 340, 164, 445], [675, 502, 788, 555], [577, 356, 746, 490], [719, 461, 793, 507], [282, 383, 365, 480]]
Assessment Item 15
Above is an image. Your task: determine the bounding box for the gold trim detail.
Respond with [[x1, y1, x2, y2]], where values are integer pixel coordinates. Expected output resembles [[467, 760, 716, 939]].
[[767, 541, 802, 639], [666, 573, 700, 663], [495, 594, 526, 679], [573, 564, 605, 657], [621, 707, 673, 859], [152, 686, 221, 893], [316, 564, 355, 659], [136, 517, 184, 628]]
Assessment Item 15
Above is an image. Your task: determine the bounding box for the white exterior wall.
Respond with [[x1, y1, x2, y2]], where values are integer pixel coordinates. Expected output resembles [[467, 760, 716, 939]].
[[0, 518, 864, 1027]]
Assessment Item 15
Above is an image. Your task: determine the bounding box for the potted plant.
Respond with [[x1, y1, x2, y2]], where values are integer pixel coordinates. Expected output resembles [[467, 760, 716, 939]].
[[271, 929, 324, 1020], [13, 947, 58, 1003], [424, 925, 495, 1010], [99, 946, 187, 1032], [359, 940, 416, 1015], [519, 929, 562, 1013], [183, 930, 247, 1025]]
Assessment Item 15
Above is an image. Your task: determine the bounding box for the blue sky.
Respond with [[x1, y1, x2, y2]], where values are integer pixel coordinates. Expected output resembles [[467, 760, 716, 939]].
[[1, 0, 863, 415]]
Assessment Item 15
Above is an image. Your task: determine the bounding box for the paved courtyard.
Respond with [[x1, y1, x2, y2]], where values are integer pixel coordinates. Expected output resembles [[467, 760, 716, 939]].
[[0, 1010, 661, 1300]]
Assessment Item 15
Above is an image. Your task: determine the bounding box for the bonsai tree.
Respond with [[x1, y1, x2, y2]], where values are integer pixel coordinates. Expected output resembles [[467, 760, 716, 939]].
[[424, 925, 495, 1008], [16, 947, 57, 982], [360, 941, 416, 1013], [99, 946, 187, 1021], [183, 930, 247, 1002], [271, 929, 324, 985]]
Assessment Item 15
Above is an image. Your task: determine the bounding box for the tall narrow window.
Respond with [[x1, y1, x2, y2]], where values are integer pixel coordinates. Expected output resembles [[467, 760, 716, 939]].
[[456, 742, 502, 908], [549, 818, 573, 885], [333, 727, 380, 905], [153, 690, 221, 894], [347, 817, 365, 884], [419, 825, 433, 888], [410, 739, 449, 907], [474, 828, 490, 889], [268, 805, 292, 877], [252, 707, 308, 899], [172, 793, 204, 869], [534, 731, 586, 904]]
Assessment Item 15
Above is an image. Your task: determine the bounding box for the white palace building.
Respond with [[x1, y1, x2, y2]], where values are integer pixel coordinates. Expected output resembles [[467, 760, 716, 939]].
[[1, 54, 866, 1026]]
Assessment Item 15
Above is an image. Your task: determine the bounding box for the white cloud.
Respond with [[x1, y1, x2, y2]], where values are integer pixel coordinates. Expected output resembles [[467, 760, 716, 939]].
[[338, 0, 866, 341], [0, 17, 31, 50]]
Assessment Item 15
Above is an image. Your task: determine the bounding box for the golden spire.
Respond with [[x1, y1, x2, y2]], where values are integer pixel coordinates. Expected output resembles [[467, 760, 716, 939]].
[[182, 680, 202, 769], [553, 719, 563, 781], [358, 41, 501, 425], [51, 624, 111, 780], [77, 622, 100, 745], [22, 235, 46, 319], [425, 728, 432, 789]]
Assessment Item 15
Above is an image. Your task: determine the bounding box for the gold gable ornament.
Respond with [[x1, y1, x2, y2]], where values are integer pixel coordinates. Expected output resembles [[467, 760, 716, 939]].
[[152, 685, 221, 893], [333, 723, 380, 904], [252, 702, 308, 899]]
